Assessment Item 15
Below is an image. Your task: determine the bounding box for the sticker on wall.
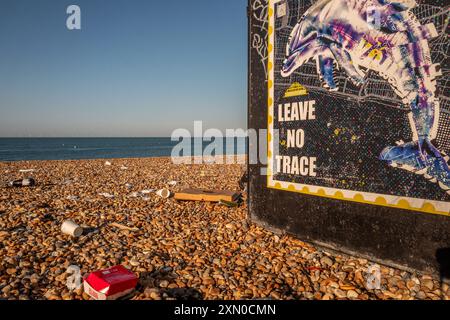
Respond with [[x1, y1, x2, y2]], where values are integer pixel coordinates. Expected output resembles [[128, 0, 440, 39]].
[[267, 0, 450, 216]]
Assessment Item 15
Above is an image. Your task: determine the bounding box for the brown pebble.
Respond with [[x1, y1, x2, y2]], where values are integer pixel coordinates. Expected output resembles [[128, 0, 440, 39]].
[[422, 279, 434, 291]]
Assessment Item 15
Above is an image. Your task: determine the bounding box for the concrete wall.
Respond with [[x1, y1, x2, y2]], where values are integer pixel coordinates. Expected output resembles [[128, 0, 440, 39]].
[[248, 0, 450, 276]]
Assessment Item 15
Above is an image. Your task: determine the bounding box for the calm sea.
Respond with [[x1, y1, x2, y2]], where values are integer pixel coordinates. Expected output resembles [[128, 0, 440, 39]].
[[0, 138, 247, 161]]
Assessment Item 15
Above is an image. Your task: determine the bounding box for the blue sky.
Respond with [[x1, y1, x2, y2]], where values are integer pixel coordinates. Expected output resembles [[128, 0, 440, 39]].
[[0, 0, 247, 137]]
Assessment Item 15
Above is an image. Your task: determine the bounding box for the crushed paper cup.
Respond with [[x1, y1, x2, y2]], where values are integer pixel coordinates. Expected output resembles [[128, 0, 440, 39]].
[[61, 220, 83, 237]]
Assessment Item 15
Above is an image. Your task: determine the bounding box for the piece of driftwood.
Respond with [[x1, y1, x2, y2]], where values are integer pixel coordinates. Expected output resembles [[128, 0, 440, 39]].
[[174, 189, 241, 202]]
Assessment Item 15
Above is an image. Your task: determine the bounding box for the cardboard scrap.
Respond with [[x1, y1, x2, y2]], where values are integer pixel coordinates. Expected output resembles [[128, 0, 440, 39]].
[[174, 189, 241, 202]]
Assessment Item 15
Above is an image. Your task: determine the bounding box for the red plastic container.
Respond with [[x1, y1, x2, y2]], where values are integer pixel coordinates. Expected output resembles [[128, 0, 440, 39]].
[[83, 265, 138, 300]]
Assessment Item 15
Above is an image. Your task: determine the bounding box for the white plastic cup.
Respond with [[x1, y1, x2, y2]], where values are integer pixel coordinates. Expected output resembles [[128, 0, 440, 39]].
[[156, 188, 171, 199], [61, 220, 83, 237]]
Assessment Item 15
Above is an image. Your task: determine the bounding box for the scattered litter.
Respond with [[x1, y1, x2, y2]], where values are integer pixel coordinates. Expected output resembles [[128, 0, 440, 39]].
[[66, 195, 79, 201], [61, 220, 83, 237], [110, 222, 139, 232], [19, 169, 36, 173], [8, 178, 36, 188], [83, 265, 138, 300], [156, 188, 172, 199], [99, 193, 115, 199], [167, 181, 178, 186], [140, 189, 155, 194], [129, 192, 140, 198], [105, 161, 112, 166], [174, 189, 241, 202], [125, 183, 134, 189]]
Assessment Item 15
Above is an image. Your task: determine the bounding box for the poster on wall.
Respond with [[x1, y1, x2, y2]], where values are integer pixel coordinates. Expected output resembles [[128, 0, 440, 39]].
[[267, 0, 450, 216]]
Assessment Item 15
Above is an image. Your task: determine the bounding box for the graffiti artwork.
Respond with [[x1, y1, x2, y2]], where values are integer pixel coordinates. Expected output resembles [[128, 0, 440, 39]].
[[267, 0, 450, 215]]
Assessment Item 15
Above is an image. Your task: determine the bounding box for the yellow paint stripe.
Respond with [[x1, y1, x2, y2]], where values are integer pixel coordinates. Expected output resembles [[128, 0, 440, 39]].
[[267, 184, 449, 217]]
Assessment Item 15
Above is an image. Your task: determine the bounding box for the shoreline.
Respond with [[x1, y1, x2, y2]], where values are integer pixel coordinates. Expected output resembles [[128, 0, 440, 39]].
[[0, 154, 248, 164]]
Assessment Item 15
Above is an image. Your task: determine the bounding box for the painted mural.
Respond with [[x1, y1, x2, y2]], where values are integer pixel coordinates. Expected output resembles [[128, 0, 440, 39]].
[[267, 0, 450, 216]]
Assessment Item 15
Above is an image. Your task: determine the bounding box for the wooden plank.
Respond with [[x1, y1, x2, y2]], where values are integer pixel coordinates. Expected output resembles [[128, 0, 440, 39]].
[[174, 189, 241, 202]]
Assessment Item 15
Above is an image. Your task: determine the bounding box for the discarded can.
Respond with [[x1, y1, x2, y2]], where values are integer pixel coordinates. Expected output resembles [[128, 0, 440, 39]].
[[8, 178, 36, 187], [61, 220, 84, 237]]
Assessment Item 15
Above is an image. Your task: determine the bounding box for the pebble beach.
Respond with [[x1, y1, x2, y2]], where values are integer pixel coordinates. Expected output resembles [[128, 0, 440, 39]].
[[0, 157, 448, 300]]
